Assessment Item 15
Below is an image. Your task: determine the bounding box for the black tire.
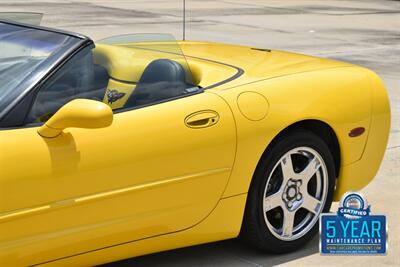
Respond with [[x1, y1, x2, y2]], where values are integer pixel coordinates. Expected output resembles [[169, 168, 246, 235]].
[[240, 129, 336, 254]]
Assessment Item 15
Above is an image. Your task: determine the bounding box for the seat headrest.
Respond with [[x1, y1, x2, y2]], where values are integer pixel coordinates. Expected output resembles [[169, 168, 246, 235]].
[[139, 59, 186, 83]]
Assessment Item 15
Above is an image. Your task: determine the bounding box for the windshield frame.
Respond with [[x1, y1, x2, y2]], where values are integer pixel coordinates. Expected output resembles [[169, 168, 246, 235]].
[[0, 19, 91, 120]]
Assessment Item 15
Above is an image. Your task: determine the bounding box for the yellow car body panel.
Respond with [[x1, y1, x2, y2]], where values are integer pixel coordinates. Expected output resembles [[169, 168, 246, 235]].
[[40, 194, 248, 267], [179, 41, 352, 89], [0, 91, 236, 265], [0, 40, 390, 266], [216, 67, 374, 197]]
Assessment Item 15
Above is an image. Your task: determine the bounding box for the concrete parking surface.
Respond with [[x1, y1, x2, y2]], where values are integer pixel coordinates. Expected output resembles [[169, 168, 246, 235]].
[[1, 0, 398, 266]]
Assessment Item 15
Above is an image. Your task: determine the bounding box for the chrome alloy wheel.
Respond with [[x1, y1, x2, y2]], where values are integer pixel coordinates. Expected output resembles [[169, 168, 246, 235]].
[[262, 147, 328, 241]]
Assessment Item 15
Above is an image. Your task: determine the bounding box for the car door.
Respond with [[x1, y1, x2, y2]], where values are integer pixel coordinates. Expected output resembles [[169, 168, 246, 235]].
[[0, 48, 236, 263]]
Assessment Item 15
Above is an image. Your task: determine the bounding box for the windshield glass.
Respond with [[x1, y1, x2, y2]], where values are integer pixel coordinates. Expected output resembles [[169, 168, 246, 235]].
[[0, 22, 81, 116]]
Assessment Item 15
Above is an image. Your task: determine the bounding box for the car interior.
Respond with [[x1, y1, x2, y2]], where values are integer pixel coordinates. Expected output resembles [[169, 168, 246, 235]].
[[27, 43, 201, 123]]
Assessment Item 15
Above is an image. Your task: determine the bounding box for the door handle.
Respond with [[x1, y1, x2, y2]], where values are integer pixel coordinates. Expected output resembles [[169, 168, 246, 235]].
[[185, 110, 219, 129]]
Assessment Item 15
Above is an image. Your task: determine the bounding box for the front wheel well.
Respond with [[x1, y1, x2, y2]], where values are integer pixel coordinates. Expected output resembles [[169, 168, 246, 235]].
[[269, 120, 340, 177]]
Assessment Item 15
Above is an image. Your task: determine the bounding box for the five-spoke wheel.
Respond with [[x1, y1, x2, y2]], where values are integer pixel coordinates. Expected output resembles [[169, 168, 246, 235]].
[[263, 147, 327, 241], [241, 130, 335, 253]]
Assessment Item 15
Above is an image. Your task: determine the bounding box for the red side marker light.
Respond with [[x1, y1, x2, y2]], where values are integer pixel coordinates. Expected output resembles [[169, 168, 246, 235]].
[[349, 127, 365, 137]]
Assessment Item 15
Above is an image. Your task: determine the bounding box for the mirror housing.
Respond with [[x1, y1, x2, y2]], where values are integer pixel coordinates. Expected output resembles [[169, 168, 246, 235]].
[[38, 99, 113, 138]]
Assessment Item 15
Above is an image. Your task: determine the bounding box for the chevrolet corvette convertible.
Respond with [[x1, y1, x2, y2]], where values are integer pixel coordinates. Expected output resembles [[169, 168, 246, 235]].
[[0, 19, 390, 266]]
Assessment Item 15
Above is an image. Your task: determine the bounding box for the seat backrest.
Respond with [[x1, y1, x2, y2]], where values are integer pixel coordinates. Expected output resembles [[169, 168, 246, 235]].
[[125, 59, 189, 107], [139, 59, 186, 83]]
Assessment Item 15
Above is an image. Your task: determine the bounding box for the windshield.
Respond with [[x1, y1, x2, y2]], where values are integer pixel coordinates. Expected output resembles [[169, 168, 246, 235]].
[[0, 22, 81, 117]]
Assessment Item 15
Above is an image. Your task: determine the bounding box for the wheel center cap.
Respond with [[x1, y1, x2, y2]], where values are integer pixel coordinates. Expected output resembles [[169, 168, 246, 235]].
[[282, 178, 303, 210], [287, 187, 296, 198]]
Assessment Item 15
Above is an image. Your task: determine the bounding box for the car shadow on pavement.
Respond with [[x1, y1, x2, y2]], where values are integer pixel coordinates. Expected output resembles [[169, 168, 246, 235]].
[[102, 236, 319, 267]]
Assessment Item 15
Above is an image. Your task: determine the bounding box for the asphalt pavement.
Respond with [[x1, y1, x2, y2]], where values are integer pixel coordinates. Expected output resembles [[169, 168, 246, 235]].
[[1, 1, 398, 266]]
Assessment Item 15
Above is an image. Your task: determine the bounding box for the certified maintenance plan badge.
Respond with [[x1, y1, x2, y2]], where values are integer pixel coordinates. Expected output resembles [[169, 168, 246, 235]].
[[320, 192, 387, 255]]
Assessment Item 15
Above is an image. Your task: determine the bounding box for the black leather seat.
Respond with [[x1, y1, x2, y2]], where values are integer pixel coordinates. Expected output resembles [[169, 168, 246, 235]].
[[125, 59, 190, 107]]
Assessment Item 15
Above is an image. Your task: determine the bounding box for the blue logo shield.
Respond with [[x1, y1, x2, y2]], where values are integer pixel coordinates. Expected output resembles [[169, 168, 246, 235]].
[[320, 192, 387, 255]]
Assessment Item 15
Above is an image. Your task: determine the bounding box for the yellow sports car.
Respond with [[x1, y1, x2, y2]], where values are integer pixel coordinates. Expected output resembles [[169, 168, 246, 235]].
[[0, 19, 390, 266]]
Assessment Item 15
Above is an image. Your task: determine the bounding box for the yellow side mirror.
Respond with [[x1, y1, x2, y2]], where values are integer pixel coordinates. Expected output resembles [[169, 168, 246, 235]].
[[38, 99, 113, 138]]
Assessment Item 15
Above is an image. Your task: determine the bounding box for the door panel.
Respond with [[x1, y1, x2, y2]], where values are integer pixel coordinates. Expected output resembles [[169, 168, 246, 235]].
[[0, 91, 236, 264]]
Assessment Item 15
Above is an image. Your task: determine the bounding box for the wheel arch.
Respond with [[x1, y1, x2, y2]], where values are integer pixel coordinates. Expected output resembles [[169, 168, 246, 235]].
[[259, 119, 340, 178]]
